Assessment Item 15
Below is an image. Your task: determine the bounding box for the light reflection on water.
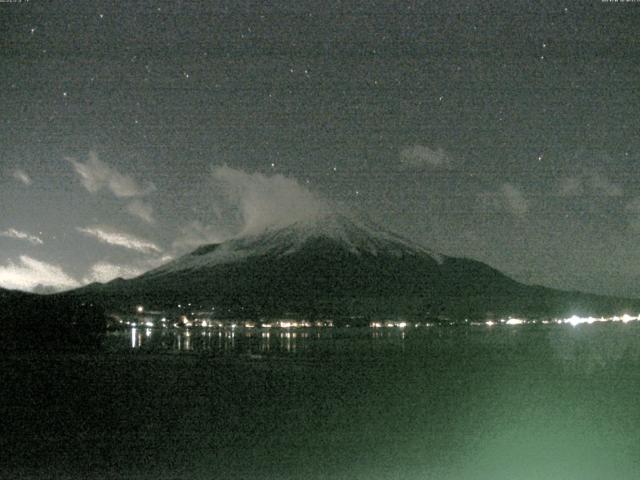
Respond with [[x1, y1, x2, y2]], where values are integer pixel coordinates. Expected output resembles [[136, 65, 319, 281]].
[[110, 325, 419, 355], [7, 322, 640, 479], [110, 322, 640, 369]]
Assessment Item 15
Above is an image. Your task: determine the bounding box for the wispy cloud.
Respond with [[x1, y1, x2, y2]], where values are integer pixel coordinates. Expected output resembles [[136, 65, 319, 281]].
[[399, 145, 453, 169], [126, 200, 155, 224], [626, 198, 640, 214], [172, 220, 229, 252], [0, 255, 79, 292], [67, 151, 155, 198], [84, 262, 145, 284], [478, 183, 529, 216], [588, 171, 623, 197], [77, 226, 163, 254], [625, 197, 640, 232], [558, 177, 583, 197], [211, 166, 331, 236], [557, 170, 623, 197], [0, 228, 44, 245], [12, 169, 32, 186], [82, 255, 173, 284], [501, 183, 529, 215]]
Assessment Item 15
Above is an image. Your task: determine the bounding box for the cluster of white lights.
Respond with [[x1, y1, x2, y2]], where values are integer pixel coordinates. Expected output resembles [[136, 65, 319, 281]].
[[370, 321, 416, 328], [562, 313, 639, 327], [484, 314, 640, 328], [127, 304, 640, 332], [505, 318, 524, 325], [276, 320, 313, 328]]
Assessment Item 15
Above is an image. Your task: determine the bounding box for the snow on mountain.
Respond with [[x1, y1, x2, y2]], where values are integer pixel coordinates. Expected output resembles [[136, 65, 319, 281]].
[[67, 213, 640, 320], [145, 213, 444, 277]]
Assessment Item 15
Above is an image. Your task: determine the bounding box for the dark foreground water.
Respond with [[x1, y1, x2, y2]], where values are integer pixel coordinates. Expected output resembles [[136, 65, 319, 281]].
[[2, 323, 640, 479]]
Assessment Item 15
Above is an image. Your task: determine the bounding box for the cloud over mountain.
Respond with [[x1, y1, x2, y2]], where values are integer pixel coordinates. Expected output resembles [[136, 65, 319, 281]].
[[210, 166, 332, 236], [0, 255, 79, 292], [83, 255, 173, 284]]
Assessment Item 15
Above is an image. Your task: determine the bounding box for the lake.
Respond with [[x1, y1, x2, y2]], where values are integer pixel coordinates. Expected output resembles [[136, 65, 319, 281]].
[[2, 323, 640, 479]]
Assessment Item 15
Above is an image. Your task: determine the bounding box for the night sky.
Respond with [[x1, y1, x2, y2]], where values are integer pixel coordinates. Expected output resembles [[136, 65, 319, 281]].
[[1, 1, 639, 296]]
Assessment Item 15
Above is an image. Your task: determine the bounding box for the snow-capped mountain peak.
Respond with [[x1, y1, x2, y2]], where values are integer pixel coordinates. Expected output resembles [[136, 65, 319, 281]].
[[145, 213, 443, 277]]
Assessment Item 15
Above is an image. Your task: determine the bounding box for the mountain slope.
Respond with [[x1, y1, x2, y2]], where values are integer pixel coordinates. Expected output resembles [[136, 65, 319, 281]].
[[144, 214, 444, 277], [68, 214, 640, 319]]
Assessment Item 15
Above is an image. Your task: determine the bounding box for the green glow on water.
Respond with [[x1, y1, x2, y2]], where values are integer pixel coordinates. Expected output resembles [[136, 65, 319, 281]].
[[3, 324, 640, 479]]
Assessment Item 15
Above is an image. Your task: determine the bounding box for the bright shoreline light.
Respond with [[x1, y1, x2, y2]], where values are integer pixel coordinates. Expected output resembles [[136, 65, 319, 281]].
[[120, 308, 640, 333], [562, 313, 640, 327]]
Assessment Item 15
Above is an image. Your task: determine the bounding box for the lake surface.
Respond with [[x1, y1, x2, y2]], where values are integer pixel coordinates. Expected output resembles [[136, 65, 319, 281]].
[[2, 323, 640, 479]]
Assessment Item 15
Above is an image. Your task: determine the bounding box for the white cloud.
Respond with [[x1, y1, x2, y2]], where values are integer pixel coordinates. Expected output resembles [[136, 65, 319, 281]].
[[172, 220, 229, 251], [625, 198, 640, 232], [399, 145, 452, 169], [588, 171, 623, 197], [626, 197, 640, 215], [84, 262, 145, 283], [82, 255, 173, 284], [501, 183, 529, 215], [77, 226, 163, 254], [211, 166, 331, 236], [66, 151, 155, 198], [558, 177, 583, 197], [557, 171, 622, 197], [0, 255, 79, 292], [126, 200, 155, 224], [478, 183, 529, 216], [0, 228, 44, 245], [12, 169, 32, 186]]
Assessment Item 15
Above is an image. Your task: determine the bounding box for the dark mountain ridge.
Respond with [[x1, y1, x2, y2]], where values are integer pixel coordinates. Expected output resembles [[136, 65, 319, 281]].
[[65, 214, 640, 320]]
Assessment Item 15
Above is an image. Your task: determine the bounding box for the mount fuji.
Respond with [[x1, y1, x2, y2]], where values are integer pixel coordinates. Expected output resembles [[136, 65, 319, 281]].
[[68, 213, 640, 320]]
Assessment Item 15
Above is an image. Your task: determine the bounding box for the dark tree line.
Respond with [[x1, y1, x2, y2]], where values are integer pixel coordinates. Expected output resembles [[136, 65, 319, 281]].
[[0, 292, 106, 351]]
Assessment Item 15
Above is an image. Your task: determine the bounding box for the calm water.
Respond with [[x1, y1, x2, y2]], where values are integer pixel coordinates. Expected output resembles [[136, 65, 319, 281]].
[[2, 323, 640, 479], [105, 325, 413, 355]]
